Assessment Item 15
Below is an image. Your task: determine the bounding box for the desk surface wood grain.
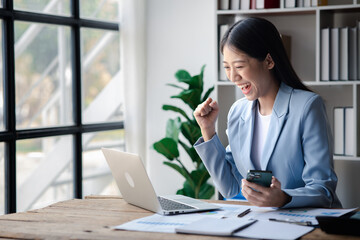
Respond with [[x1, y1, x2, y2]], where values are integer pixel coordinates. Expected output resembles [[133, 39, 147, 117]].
[[0, 195, 358, 240]]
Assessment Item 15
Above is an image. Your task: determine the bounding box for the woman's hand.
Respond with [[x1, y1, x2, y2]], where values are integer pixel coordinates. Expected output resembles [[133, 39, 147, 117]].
[[241, 176, 291, 207], [193, 98, 219, 141]]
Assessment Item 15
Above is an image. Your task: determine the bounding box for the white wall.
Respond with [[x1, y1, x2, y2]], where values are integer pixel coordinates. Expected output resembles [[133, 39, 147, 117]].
[[145, 0, 216, 196]]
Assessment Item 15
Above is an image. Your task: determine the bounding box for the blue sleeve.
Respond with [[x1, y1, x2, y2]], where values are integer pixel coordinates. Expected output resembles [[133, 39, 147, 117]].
[[194, 134, 243, 198], [282, 95, 342, 208]]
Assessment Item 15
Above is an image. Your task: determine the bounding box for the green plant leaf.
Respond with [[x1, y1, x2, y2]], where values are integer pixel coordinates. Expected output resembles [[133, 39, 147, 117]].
[[163, 162, 194, 188], [176, 189, 185, 195], [181, 122, 201, 145], [175, 70, 191, 84], [188, 74, 203, 90], [153, 138, 179, 160], [195, 65, 206, 91], [166, 83, 186, 90], [202, 86, 215, 103], [199, 64, 206, 80], [176, 173, 214, 199], [181, 180, 196, 198], [190, 169, 211, 198], [162, 105, 191, 122], [153, 64, 214, 200], [165, 118, 181, 142], [190, 169, 210, 187], [171, 89, 201, 110], [199, 183, 215, 199], [179, 140, 201, 165]]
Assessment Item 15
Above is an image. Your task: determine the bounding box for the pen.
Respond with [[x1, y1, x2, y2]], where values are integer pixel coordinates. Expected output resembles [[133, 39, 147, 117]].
[[237, 208, 251, 217], [268, 218, 313, 226]]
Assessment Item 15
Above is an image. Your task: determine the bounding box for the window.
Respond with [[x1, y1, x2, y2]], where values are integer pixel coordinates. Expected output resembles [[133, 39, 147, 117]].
[[0, 0, 124, 214]]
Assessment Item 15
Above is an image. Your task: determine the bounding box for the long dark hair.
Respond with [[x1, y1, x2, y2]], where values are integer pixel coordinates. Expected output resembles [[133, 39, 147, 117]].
[[220, 17, 311, 92]]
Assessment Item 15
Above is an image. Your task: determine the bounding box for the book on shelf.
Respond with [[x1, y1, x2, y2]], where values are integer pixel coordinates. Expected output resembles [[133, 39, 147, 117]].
[[345, 107, 354, 156], [321, 28, 330, 81], [304, 0, 311, 7], [334, 107, 345, 156], [339, 27, 349, 81], [220, 0, 229, 10], [285, 0, 296, 8], [255, 0, 280, 9], [219, 24, 229, 81], [230, 0, 240, 10], [334, 107, 354, 156], [311, 0, 327, 6], [284, 0, 305, 8], [330, 28, 339, 81], [322, 25, 359, 81], [241, 0, 250, 10], [348, 27, 357, 80], [250, 0, 256, 9]]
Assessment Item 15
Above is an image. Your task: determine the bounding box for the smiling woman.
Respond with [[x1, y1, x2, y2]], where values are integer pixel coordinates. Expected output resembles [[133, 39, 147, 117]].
[[193, 17, 342, 209], [222, 47, 277, 115]]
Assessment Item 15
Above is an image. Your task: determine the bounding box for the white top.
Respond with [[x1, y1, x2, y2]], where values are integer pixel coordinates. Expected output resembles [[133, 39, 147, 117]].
[[251, 103, 271, 170]]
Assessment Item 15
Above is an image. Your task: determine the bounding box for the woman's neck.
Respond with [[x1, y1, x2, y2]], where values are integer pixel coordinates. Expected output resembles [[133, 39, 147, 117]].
[[258, 81, 280, 116]]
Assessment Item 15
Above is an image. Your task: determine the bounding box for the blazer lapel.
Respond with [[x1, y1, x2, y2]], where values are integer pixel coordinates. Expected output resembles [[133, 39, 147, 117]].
[[237, 100, 257, 175], [260, 83, 292, 170]]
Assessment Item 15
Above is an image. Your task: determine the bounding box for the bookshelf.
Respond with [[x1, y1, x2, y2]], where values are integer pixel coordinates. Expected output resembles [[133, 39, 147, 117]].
[[214, 0, 360, 207]]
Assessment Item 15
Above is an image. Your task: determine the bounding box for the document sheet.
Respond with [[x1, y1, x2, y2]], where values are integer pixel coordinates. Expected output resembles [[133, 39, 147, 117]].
[[114, 203, 356, 240], [175, 218, 257, 236]]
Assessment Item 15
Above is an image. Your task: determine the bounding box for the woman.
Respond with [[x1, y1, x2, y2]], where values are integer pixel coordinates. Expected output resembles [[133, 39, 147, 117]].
[[193, 17, 342, 208]]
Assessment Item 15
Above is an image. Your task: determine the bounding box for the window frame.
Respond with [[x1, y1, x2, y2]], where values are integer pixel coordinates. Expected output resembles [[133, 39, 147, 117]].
[[0, 0, 123, 214]]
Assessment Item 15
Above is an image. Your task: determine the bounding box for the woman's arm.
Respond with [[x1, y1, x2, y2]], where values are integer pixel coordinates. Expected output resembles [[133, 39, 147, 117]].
[[193, 98, 219, 141], [282, 95, 341, 208], [194, 134, 243, 198]]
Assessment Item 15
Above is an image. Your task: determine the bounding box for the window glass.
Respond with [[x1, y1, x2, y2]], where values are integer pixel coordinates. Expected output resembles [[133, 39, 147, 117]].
[[81, 28, 123, 124], [82, 130, 124, 197], [15, 21, 73, 129], [16, 135, 73, 212], [80, 0, 119, 22], [14, 0, 70, 16], [0, 143, 4, 215]]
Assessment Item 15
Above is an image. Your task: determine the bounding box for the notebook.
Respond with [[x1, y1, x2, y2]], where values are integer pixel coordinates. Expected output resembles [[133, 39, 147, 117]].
[[175, 218, 257, 236], [101, 148, 221, 215]]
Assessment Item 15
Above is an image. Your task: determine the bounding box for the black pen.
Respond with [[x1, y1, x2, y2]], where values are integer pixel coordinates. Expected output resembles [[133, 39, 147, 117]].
[[237, 208, 251, 217], [269, 218, 313, 226]]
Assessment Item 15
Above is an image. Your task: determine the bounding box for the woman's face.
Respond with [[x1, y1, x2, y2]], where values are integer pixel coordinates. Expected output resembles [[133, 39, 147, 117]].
[[223, 45, 276, 101]]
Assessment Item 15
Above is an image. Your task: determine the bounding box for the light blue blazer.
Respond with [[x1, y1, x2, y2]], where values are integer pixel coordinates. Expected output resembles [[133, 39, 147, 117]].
[[195, 83, 342, 208]]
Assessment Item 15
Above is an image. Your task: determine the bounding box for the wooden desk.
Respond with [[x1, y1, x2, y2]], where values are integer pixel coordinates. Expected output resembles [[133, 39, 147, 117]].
[[0, 195, 358, 240]]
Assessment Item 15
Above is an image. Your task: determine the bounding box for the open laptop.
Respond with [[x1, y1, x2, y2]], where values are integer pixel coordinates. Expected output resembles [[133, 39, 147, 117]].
[[101, 148, 220, 215]]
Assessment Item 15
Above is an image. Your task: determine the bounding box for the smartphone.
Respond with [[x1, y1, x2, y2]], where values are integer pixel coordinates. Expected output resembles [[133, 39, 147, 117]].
[[246, 170, 272, 187]]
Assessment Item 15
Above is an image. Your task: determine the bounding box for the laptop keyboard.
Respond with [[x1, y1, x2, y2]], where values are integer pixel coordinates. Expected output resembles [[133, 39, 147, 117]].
[[158, 196, 196, 210]]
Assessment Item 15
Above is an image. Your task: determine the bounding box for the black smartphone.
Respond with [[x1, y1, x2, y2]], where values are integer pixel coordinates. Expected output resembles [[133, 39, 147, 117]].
[[246, 170, 272, 187]]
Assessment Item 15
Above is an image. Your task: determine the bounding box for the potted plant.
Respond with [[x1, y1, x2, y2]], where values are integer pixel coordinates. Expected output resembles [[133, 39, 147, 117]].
[[153, 65, 215, 199]]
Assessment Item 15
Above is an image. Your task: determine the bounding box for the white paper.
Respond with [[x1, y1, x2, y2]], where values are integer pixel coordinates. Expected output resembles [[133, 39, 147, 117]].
[[243, 207, 357, 225], [114, 203, 356, 239], [115, 213, 198, 233], [175, 218, 256, 236], [233, 219, 314, 240], [114, 203, 251, 233]]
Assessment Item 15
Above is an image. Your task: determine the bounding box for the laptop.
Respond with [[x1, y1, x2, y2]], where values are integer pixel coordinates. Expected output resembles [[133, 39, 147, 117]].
[[101, 148, 221, 215]]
